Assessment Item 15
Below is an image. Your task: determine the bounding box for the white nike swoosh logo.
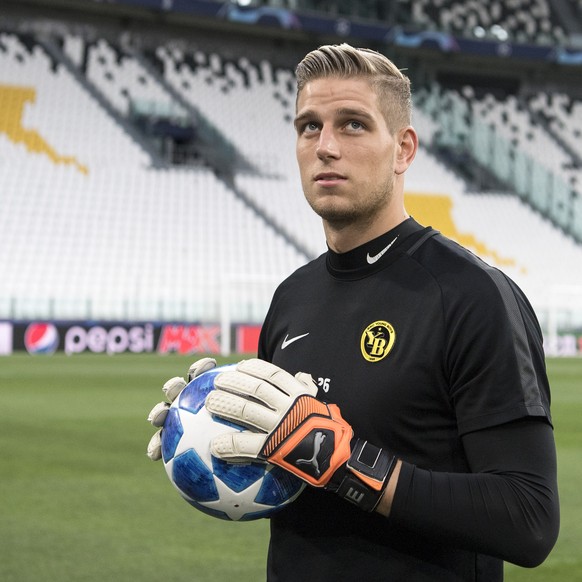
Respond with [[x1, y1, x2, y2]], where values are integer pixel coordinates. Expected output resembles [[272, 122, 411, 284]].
[[366, 236, 399, 265], [281, 333, 309, 350]]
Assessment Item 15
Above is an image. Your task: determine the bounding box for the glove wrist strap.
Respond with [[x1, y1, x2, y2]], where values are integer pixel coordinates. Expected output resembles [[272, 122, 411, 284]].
[[329, 438, 397, 512]]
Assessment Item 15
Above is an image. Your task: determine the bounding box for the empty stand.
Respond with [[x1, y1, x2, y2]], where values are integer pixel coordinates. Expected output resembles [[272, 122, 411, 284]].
[[528, 92, 582, 166], [84, 38, 188, 120], [415, 82, 581, 241], [153, 46, 296, 177], [410, 0, 567, 44], [0, 32, 305, 322], [1, 29, 582, 333]]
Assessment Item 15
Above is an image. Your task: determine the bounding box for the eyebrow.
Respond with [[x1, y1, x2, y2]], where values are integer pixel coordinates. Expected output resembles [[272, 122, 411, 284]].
[[293, 110, 318, 130], [335, 107, 375, 122]]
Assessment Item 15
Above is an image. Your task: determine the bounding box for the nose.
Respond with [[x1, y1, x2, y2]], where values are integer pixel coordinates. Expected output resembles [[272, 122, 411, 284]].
[[316, 126, 340, 160]]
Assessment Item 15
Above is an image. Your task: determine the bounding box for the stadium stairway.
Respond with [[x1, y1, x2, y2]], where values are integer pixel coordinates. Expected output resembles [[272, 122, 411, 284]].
[[58, 34, 315, 263], [41, 35, 168, 168], [130, 44, 254, 177], [415, 82, 582, 243]]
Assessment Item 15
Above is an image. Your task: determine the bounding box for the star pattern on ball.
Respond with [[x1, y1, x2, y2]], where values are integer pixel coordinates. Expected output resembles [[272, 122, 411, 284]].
[[175, 405, 237, 466], [200, 473, 273, 521]]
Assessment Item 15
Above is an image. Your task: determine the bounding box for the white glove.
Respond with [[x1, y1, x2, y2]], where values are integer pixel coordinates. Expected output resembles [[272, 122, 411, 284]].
[[206, 359, 397, 512], [205, 359, 319, 463], [205, 359, 359, 492], [146, 357, 217, 460]]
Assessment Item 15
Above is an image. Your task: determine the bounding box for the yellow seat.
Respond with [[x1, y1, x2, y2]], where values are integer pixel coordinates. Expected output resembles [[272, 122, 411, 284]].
[[406, 192, 520, 270]]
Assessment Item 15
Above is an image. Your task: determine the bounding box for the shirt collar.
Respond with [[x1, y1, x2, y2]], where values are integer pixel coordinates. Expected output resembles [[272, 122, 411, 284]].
[[326, 217, 425, 279]]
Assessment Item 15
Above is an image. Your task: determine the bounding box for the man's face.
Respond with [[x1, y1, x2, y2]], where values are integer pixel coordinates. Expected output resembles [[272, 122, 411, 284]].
[[295, 77, 398, 230]]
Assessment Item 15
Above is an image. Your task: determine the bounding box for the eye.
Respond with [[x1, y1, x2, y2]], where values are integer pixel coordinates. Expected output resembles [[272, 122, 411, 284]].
[[303, 121, 319, 133], [346, 120, 364, 131]]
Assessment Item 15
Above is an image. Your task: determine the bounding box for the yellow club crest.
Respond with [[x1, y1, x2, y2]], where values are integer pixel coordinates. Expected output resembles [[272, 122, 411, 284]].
[[360, 320, 396, 362]]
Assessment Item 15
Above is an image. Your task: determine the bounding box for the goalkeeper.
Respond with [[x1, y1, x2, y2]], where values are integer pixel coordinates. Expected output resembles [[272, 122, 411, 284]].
[[148, 43, 559, 581]]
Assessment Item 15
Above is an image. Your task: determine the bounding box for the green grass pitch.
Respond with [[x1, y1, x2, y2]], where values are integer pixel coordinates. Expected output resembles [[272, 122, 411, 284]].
[[0, 354, 580, 581]]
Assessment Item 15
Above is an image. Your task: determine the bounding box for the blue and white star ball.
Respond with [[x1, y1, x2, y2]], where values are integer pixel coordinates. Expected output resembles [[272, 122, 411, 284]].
[[160, 364, 305, 521]]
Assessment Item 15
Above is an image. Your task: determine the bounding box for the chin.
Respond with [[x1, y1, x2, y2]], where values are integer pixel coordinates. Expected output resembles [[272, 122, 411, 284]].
[[314, 206, 358, 225]]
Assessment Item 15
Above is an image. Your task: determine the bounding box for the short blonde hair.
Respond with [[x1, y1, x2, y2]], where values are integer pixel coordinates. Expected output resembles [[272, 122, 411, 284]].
[[295, 43, 412, 132]]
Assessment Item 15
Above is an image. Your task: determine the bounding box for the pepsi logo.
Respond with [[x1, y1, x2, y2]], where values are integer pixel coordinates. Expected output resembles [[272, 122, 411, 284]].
[[24, 323, 60, 355]]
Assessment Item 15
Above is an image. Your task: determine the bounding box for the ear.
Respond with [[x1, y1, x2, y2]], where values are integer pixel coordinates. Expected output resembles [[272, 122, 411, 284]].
[[394, 126, 418, 175]]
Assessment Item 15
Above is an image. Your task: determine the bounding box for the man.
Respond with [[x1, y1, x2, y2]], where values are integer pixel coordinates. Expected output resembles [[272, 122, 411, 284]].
[[148, 44, 559, 581]]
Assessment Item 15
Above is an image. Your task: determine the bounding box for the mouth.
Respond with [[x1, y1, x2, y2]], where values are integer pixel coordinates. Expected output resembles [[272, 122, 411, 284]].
[[314, 172, 347, 186]]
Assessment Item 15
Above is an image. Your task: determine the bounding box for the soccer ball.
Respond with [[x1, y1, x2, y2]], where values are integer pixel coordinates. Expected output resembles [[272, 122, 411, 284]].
[[160, 364, 305, 521]]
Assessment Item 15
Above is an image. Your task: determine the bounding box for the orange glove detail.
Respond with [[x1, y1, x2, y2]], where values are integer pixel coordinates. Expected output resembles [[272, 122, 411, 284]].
[[260, 395, 353, 487]]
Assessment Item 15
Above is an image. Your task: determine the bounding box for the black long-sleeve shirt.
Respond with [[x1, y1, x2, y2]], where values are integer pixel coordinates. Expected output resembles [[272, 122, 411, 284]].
[[259, 218, 559, 581]]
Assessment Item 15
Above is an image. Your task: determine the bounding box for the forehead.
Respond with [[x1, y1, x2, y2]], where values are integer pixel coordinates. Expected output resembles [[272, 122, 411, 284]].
[[296, 77, 380, 116]]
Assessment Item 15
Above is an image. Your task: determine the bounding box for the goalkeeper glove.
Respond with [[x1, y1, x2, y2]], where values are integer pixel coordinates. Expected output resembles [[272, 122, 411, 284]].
[[146, 357, 217, 461], [205, 359, 397, 512]]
